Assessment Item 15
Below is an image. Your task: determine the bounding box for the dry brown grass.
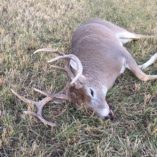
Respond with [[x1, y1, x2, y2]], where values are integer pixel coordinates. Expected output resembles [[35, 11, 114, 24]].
[[1, 0, 157, 156]]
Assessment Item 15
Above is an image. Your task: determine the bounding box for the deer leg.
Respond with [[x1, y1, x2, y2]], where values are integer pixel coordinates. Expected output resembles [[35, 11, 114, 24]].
[[87, 19, 155, 44], [116, 31, 156, 45], [126, 52, 157, 81], [139, 53, 157, 70]]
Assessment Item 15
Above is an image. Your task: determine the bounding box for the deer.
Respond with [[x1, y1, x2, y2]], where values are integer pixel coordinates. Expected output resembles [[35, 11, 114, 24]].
[[11, 18, 157, 127]]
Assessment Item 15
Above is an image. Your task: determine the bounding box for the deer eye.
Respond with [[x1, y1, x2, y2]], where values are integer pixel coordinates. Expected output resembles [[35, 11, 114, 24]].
[[90, 88, 94, 97]]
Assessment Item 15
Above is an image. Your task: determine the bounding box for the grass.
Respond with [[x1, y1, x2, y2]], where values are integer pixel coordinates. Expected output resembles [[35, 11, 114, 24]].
[[0, 0, 157, 156]]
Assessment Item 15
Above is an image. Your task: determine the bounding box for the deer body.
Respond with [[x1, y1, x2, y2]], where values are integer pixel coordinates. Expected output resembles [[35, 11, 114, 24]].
[[12, 19, 157, 126], [69, 20, 139, 118]]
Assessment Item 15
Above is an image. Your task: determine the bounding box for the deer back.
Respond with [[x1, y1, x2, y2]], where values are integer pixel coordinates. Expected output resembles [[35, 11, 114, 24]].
[[71, 22, 126, 89]]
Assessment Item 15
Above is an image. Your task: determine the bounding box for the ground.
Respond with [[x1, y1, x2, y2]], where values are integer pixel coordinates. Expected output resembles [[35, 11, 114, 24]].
[[0, 0, 157, 156]]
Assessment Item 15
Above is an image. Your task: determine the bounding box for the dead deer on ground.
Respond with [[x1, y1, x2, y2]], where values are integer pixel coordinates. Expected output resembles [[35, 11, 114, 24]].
[[11, 19, 157, 127]]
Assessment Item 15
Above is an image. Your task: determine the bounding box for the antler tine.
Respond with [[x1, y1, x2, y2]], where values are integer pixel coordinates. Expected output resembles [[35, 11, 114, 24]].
[[33, 87, 69, 100], [11, 89, 36, 105], [33, 48, 64, 55], [48, 54, 83, 85], [33, 48, 84, 84], [11, 89, 56, 127], [23, 110, 55, 126], [33, 88, 49, 96]]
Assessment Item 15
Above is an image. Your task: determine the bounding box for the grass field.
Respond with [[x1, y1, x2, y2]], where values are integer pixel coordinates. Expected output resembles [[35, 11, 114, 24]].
[[1, 0, 157, 156]]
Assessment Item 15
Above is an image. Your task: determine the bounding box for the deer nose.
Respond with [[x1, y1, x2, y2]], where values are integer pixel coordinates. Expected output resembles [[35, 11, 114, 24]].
[[104, 111, 114, 120]]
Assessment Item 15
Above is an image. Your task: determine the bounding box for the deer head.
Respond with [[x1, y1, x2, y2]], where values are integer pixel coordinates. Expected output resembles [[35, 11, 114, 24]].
[[68, 78, 113, 120]]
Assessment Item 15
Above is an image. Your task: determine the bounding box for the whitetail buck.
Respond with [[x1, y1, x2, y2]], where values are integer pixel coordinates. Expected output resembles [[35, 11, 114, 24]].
[[11, 19, 157, 127]]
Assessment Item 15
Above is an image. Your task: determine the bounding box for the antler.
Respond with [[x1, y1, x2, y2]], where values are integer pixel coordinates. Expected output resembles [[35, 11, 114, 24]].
[[33, 48, 84, 84], [11, 88, 69, 127], [48, 54, 83, 84]]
